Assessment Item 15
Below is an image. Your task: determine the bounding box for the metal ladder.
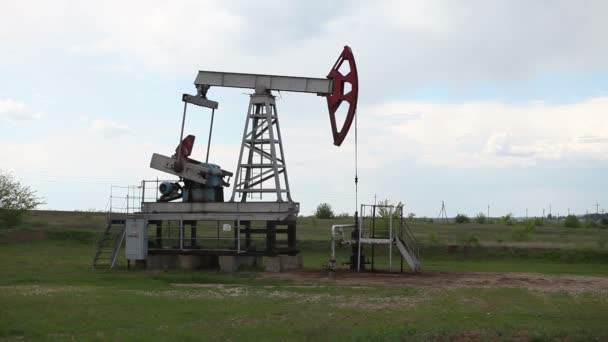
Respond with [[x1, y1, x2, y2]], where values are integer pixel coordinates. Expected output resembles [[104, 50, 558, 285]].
[[394, 218, 421, 273], [92, 220, 126, 269]]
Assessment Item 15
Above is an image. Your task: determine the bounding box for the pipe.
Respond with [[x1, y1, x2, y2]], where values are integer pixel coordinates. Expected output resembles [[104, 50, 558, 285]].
[[330, 224, 355, 270]]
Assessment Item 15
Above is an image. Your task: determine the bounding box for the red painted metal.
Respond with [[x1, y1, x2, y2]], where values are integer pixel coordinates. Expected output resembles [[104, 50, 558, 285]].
[[326, 46, 359, 146], [176, 134, 195, 160]]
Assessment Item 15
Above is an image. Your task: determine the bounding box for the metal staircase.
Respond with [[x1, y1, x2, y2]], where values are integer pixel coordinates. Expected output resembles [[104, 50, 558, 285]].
[[92, 220, 126, 269], [394, 218, 421, 273], [355, 204, 422, 273]]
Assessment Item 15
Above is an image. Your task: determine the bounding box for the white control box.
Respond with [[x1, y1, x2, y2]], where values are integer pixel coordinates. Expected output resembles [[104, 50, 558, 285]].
[[125, 219, 147, 260]]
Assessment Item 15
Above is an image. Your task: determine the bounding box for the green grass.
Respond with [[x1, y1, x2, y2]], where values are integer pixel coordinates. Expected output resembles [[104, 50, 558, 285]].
[[0, 211, 608, 340]]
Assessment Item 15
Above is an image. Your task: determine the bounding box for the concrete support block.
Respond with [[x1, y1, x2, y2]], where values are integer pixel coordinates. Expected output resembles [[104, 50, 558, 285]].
[[133, 260, 147, 270], [262, 256, 282, 272], [279, 254, 303, 271], [177, 255, 202, 270], [146, 254, 177, 270], [219, 255, 239, 272], [237, 256, 258, 270]]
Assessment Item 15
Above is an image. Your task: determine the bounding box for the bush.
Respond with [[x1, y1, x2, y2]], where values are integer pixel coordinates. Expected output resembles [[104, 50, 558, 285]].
[[585, 220, 599, 229], [501, 213, 514, 226], [475, 212, 487, 224], [0, 209, 26, 228], [335, 212, 351, 219], [314, 203, 335, 219], [455, 214, 470, 224], [461, 234, 480, 247], [512, 221, 535, 241], [601, 217, 608, 227], [564, 215, 581, 228]]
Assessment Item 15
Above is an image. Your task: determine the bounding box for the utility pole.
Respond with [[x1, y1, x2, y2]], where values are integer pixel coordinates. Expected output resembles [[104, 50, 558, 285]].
[[542, 208, 545, 218], [438, 201, 448, 222], [487, 204, 490, 219], [567, 208, 570, 216], [526, 208, 528, 219], [596, 203, 600, 215]]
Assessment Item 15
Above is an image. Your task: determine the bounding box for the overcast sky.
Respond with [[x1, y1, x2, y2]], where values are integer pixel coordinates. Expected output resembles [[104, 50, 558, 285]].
[[1, 0, 607, 217]]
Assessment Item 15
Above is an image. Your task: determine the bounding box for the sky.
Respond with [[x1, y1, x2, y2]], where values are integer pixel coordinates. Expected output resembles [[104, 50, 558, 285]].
[[1, 0, 607, 217]]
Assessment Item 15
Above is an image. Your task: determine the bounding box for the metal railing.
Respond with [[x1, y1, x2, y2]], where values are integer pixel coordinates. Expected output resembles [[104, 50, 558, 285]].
[[106, 179, 178, 214]]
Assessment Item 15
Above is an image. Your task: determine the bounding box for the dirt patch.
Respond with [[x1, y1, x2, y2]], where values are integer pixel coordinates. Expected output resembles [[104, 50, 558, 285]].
[[261, 269, 608, 293]]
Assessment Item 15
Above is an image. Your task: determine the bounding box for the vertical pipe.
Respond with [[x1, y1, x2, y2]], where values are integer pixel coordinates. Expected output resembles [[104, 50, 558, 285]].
[[371, 205, 376, 271], [205, 108, 215, 163], [179, 220, 183, 250], [237, 219, 241, 253], [357, 205, 363, 271], [141, 180, 145, 212], [389, 206, 393, 272]]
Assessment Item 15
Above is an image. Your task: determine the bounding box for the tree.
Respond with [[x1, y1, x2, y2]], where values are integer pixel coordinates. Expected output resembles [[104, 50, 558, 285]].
[[377, 199, 404, 219], [0, 171, 44, 228], [501, 213, 514, 226], [455, 213, 470, 224], [564, 215, 581, 228], [475, 212, 487, 224], [315, 203, 335, 219]]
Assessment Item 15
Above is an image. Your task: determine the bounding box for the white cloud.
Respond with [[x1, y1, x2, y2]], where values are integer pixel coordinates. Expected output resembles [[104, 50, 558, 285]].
[[92, 119, 131, 138], [2, 0, 608, 85], [361, 96, 608, 167], [0, 98, 45, 123]]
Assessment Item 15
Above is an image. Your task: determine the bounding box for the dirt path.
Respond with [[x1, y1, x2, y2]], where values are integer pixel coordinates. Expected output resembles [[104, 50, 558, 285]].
[[261, 269, 608, 292]]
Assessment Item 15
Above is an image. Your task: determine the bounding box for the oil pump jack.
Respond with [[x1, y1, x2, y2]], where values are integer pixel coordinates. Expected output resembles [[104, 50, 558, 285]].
[[95, 46, 359, 271]]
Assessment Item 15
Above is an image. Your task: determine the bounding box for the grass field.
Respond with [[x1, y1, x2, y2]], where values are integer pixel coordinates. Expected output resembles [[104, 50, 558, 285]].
[[1, 211, 607, 341]]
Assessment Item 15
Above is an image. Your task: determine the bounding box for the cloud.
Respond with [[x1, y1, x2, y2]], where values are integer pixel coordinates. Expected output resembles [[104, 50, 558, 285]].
[[0, 98, 45, 123], [2, 0, 608, 87], [92, 119, 131, 138], [361, 96, 608, 167]]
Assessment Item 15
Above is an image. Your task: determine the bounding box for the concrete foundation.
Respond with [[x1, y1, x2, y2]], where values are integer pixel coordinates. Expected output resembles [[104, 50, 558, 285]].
[[218, 256, 239, 272], [144, 254, 302, 272], [262, 255, 303, 272], [177, 255, 203, 270], [146, 254, 178, 270]]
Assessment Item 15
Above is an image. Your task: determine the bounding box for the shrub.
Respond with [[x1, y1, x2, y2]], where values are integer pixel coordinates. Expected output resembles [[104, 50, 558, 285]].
[[475, 212, 487, 224], [585, 220, 599, 229], [512, 221, 535, 241], [336, 212, 351, 219], [463, 234, 480, 247], [455, 214, 470, 224], [601, 217, 608, 227], [0, 209, 26, 228], [533, 217, 544, 226], [501, 213, 514, 226], [564, 215, 581, 228], [314, 203, 335, 219]]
